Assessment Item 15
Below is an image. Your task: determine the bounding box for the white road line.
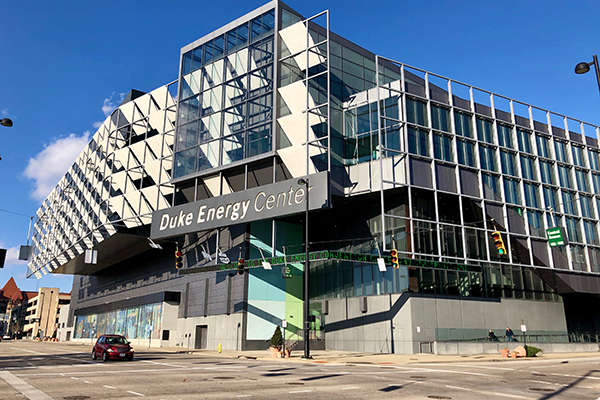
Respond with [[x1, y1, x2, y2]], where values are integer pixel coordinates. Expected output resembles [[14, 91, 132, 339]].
[[527, 379, 568, 387], [236, 395, 252, 398], [446, 385, 471, 391], [446, 364, 515, 371], [103, 385, 116, 389], [289, 390, 311, 393], [140, 360, 187, 368], [127, 390, 145, 396], [550, 372, 600, 381], [83, 380, 93, 384], [493, 393, 533, 399], [71, 376, 79, 380], [0, 370, 53, 400], [342, 387, 359, 390]]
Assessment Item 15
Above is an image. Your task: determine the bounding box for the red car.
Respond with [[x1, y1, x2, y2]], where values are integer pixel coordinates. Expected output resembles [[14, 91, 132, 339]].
[[92, 334, 134, 361]]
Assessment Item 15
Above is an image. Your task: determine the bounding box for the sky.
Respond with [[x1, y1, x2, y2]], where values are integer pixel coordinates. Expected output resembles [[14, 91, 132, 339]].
[[1, 0, 599, 294]]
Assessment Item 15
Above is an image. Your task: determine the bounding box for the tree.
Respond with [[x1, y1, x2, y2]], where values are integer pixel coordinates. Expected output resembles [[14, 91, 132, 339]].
[[270, 326, 283, 348]]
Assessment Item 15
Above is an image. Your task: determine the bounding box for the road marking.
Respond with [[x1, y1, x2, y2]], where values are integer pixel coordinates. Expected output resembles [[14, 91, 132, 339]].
[[83, 380, 93, 384], [550, 372, 600, 381], [71, 376, 79, 380], [236, 395, 252, 398], [127, 390, 145, 396], [289, 390, 311, 393], [448, 364, 515, 371], [103, 385, 116, 389], [527, 379, 568, 387], [342, 387, 359, 390], [493, 393, 533, 399], [141, 360, 187, 368], [446, 385, 471, 391], [27, 363, 36, 367], [0, 371, 53, 400]]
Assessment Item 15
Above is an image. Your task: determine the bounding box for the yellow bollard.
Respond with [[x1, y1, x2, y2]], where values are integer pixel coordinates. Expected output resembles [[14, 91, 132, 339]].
[[218, 343, 222, 353]]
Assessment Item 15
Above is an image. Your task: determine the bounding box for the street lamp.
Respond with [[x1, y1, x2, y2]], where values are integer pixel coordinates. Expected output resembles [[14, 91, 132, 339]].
[[574, 54, 600, 94], [0, 118, 12, 128], [297, 177, 312, 359]]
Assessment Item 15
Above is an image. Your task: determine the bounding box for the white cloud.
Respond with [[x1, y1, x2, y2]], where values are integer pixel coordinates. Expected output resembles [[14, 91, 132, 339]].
[[92, 121, 103, 129], [5, 246, 25, 266], [101, 92, 126, 117], [24, 132, 91, 202]]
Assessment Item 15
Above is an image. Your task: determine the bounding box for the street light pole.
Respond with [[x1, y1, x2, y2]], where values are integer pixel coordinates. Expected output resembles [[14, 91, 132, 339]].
[[575, 54, 600, 95], [297, 178, 312, 359]]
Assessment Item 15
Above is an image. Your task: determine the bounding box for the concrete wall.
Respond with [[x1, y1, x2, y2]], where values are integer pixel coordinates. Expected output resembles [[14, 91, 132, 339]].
[[324, 293, 569, 354], [175, 313, 243, 351], [434, 341, 600, 355]]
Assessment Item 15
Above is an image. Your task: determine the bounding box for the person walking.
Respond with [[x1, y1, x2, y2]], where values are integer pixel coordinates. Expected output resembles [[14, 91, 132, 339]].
[[506, 327, 514, 342], [488, 329, 498, 341]]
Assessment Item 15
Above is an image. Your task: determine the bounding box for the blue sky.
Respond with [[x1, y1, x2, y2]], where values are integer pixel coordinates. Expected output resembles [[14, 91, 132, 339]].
[[1, 0, 599, 293]]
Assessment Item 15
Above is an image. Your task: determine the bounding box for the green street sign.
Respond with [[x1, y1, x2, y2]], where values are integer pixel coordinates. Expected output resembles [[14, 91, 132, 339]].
[[546, 227, 568, 247]]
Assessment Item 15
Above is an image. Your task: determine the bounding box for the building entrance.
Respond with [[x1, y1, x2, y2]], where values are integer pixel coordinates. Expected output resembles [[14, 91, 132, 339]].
[[195, 325, 207, 349]]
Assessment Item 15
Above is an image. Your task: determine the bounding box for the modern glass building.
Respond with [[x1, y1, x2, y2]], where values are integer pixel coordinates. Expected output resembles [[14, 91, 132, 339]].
[[28, 1, 600, 353]]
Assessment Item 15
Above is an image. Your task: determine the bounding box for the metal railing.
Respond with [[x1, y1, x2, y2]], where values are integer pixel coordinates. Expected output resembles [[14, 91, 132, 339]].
[[437, 333, 600, 343]]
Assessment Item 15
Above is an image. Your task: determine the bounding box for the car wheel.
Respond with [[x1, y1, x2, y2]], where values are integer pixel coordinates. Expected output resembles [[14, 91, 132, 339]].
[[92, 350, 97, 360], [102, 352, 109, 362]]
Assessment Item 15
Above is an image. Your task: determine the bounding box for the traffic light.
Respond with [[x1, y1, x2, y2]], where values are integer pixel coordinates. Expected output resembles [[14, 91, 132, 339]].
[[237, 258, 244, 275], [390, 248, 399, 269], [491, 231, 507, 255], [175, 250, 183, 269]]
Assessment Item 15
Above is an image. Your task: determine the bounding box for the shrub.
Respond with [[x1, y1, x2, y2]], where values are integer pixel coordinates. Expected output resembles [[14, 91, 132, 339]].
[[525, 345, 542, 357], [270, 326, 283, 348]]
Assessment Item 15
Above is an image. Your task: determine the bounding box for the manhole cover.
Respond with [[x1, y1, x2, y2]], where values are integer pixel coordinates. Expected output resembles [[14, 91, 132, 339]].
[[64, 397, 91, 400], [214, 377, 236, 380], [532, 373, 546, 377], [410, 376, 427, 379], [529, 388, 555, 392], [286, 382, 305, 386], [428, 396, 451, 400]]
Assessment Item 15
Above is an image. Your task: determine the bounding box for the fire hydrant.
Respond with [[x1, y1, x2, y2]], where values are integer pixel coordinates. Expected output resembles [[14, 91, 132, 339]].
[[218, 343, 222, 353]]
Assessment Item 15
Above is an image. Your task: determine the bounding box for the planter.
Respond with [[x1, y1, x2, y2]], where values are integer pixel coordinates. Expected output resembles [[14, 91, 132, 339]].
[[511, 351, 518, 358], [500, 349, 509, 358], [269, 346, 281, 358], [284, 349, 291, 358]]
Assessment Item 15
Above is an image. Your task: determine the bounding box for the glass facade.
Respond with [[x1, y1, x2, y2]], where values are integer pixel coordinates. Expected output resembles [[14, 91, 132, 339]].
[[174, 9, 276, 178]]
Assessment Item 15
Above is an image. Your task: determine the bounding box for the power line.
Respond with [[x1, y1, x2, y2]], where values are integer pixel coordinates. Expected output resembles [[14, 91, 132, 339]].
[[0, 208, 31, 218]]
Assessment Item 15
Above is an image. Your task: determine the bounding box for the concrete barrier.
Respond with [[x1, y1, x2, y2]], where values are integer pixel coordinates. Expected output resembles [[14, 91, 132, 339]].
[[433, 341, 600, 355]]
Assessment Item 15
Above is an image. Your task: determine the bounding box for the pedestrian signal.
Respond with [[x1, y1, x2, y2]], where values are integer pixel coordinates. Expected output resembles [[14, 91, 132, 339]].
[[175, 250, 183, 269], [237, 258, 245, 275], [390, 249, 399, 269], [491, 231, 507, 255]]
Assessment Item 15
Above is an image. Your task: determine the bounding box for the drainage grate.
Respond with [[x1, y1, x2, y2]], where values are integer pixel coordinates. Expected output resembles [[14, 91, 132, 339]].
[[286, 382, 305, 386], [532, 373, 546, 377], [64, 397, 91, 400], [427, 396, 451, 399], [214, 377, 236, 380], [410, 376, 427, 379], [529, 388, 555, 392]]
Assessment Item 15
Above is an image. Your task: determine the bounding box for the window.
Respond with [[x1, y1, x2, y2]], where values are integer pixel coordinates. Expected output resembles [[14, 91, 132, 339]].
[[584, 220, 599, 245], [536, 135, 550, 158], [454, 111, 473, 138], [431, 104, 450, 132], [542, 186, 558, 210], [476, 118, 494, 143], [562, 191, 578, 215], [523, 182, 540, 208], [408, 127, 429, 156], [554, 141, 569, 163], [520, 155, 536, 180], [592, 173, 600, 193], [565, 217, 582, 243], [557, 165, 573, 189], [575, 169, 589, 192], [479, 145, 497, 171], [504, 178, 521, 205], [589, 149, 600, 171], [500, 150, 517, 176], [528, 210, 545, 237], [580, 195, 594, 218], [539, 160, 555, 185], [406, 98, 427, 126], [516, 129, 532, 153], [482, 173, 501, 201], [457, 139, 475, 167], [497, 124, 513, 148], [433, 133, 452, 161], [572, 146, 585, 167]]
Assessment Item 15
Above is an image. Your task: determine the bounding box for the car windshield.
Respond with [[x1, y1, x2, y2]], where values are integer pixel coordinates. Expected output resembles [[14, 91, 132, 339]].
[[105, 337, 127, 345]]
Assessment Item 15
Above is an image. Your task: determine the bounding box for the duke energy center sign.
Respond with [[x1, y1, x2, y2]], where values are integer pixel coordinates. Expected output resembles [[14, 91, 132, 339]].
[[150, 172, 329, 239]]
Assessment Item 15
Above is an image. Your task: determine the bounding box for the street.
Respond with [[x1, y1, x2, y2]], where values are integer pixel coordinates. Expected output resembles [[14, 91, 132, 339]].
[[1, 340, 599, 399]]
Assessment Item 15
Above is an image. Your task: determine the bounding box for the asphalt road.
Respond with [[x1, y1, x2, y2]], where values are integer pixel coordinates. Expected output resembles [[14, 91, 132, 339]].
[[1, 340, 599, 400]]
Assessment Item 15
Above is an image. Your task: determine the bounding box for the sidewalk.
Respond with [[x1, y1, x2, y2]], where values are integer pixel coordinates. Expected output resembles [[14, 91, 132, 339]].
[[148, 347, 600, 365], [55, 340, 600, 365]]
